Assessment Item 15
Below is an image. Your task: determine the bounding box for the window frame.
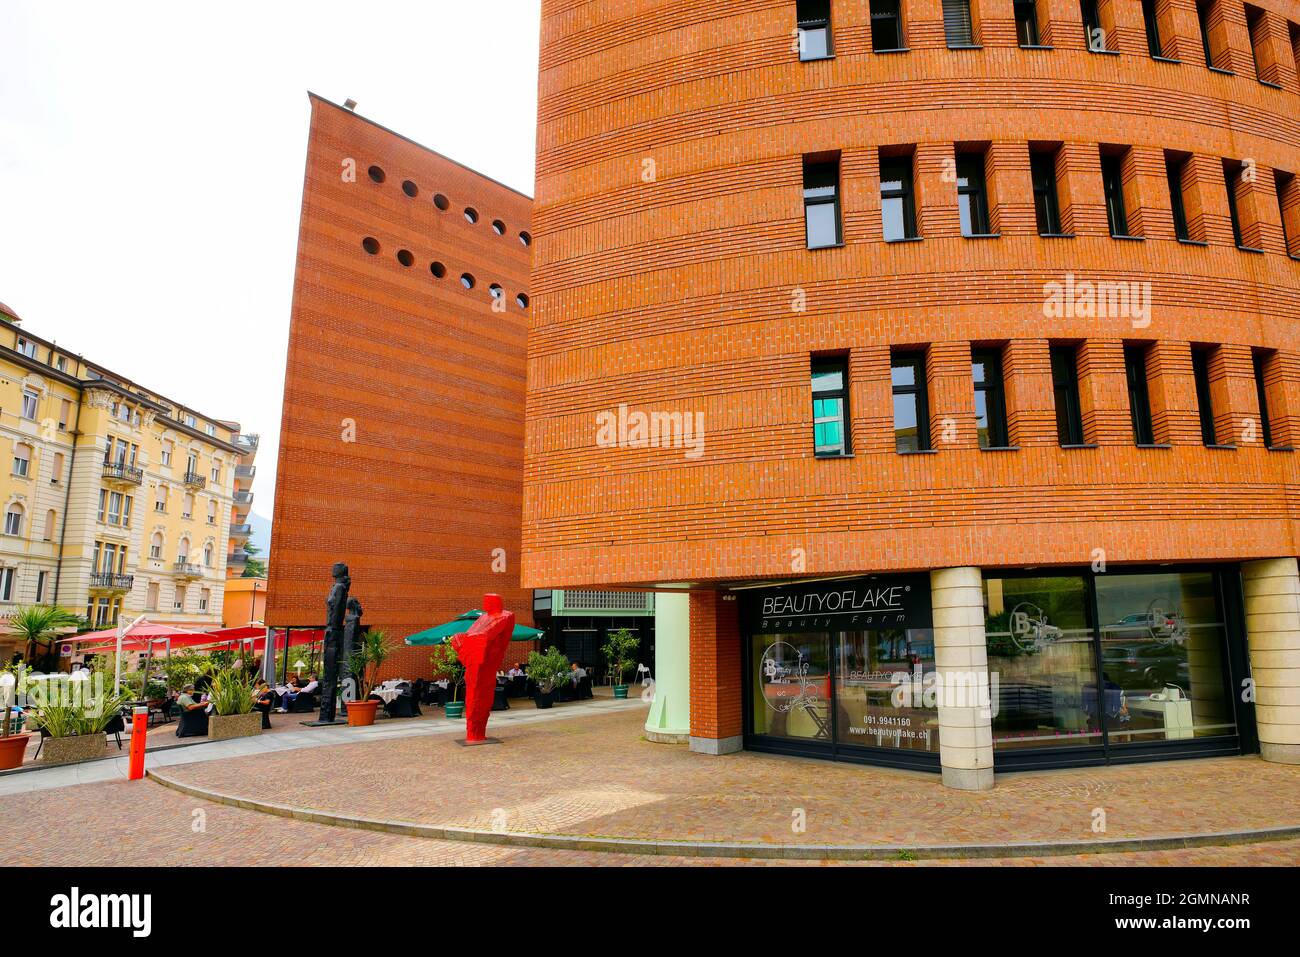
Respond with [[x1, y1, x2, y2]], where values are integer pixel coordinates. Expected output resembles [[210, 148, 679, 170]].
[[812, 356, 852, 457], [1051, 345, 1086, 446], [1166, 153, 1192, 241], [797, 0, 834, 61], [1101, 153, 1131, 237], [1141, 0, 1165, 58], [803, 156, 843, 250], [869, 0, 905, 51], [972, 347, 1010, 448], [1191, 347, 1219, 446], [880, 153, 919, 242], [1254, 351, 1277, 448], [891, 351, 932, 453], [1014, 0, 1041, 46], [1124, 344, 1157, 446], [956, 151, 991, 236]]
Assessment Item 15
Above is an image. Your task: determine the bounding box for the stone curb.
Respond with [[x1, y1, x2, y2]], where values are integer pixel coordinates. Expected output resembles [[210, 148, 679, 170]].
[[146, 769, 1300, 862]]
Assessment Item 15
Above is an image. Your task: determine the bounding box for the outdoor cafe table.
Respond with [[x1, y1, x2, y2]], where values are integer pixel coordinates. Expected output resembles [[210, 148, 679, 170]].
[[370, 680, 410, 704]]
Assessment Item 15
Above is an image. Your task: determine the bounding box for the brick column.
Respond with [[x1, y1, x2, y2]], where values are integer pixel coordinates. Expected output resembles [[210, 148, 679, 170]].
[[1147, 340, 1200, 445], [1077, 339, 1131, 444], [688, 590, 743, 755], [986, 141, 1035, 237], [932, 567, 994, 791], [1057, 142, 1108, 237], [1243, 558, 1300, 765], [1003, 339, 1056, 447], [927, 341, 980, 450]]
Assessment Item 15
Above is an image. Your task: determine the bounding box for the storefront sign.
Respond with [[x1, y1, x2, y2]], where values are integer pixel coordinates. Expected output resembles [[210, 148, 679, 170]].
[[745, 575, 931, 634]]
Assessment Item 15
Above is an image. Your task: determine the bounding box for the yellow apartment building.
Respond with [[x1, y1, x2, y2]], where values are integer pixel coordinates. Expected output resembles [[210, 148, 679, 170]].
[[0, 301, 258, 653]]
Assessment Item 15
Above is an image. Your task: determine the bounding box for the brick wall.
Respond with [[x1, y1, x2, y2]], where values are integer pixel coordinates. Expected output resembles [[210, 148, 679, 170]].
[[688, 590, 743, 742]]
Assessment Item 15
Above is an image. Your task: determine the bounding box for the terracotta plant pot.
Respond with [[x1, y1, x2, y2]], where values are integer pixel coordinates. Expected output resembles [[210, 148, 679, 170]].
[[347, 699, 381, 727], [209, 712, 263, 741], [613, 685, 630, 699], [444, 701, 465, 719], [0, 732, 32, 770], [40, 732, 107, 765]]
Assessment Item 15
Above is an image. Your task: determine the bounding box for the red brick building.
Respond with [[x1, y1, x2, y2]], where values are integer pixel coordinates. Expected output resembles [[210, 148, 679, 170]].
[[524, 0, 1300, 785], [268, 95, 535, 677]]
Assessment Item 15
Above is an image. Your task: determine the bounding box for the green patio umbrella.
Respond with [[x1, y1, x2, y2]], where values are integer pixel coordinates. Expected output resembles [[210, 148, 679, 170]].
[[404, 610, 544, 646]]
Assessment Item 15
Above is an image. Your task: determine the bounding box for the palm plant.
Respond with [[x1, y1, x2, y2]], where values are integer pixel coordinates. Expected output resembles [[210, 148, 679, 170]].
[[349, 630, 393, 701], [8, 605, 81, 666], [205, 664, 257, 716]]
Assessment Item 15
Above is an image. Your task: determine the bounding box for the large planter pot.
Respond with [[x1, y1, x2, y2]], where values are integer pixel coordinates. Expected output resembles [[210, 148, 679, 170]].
[[444, 701, 465, 719], [209, 712, 264, 741], [0, 732, 32, 770], [613, 685, 630, 699], [40, 732, 107, 765], [533, 690, 556, 710], [347, 699, 381, 727]]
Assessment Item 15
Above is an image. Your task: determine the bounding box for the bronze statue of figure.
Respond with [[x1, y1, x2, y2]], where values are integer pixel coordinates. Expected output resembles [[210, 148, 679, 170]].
[[318, 562, 351, 723], [341, 597, 363, 700]]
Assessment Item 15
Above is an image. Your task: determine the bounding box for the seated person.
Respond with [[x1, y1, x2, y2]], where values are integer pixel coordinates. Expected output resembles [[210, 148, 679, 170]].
[[569, 661, 587, 686], [177, 684, 207, 712], [507, 663, 525, 678], [253, 681, 274, 709], [277, 674, 318, 712]]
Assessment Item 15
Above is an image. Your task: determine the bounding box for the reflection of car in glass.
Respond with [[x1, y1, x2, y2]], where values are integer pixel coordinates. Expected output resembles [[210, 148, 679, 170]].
[[1104, 613, 1180, 642], [1100, 642, 1189, 688]]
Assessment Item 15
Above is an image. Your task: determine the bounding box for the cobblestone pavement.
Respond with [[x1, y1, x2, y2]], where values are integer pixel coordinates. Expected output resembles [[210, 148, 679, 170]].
[[149, 706, 1300, 848], [3, 780, 1298, 866]]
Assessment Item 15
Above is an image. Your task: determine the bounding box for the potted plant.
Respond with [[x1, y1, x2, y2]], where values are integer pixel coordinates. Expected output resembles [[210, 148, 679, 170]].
[[428, 642, 465, 718], [31, 678, 129, 764], [204, 664, 262, 740], [526, 647, 570, 709], [0, 663, 31, 770], [602, 627, 640, 699], [346, 630, 392, 727]]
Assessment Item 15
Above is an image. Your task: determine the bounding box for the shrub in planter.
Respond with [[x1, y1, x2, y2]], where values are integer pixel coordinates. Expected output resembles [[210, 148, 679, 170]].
[[210, 712, 264, 741], [203, 664, 261, 740], [602, 627, 640, 698], [428, 642, 465, 717], [346, 631, 395, 727], [526, 647, 570, 709], [29, 678, 130, 765], [0, 664, 31, 770]]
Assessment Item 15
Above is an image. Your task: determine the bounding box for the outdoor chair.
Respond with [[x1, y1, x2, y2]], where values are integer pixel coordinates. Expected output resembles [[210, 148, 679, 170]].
[[492, 686, 510, 711], [508, 676, 527, 698], [33, 725, 51, 761], [384, 694, 417, 719], [558, 682, 577, 703], [175, 707, 209, 738], [578, 675, 594, 700], [289, 691, 318, 714], [103, 712, 126, 749]]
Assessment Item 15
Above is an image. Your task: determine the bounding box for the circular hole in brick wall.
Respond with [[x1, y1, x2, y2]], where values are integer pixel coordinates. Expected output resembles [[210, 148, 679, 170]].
[[433, 193, 450, 211], [515, 293, 529, 309], [460, 273, 475, 290], [430, 261, 446, 279], [397, 249, 414, 267], [489, 283, 503, 300], [519, 231, 532, 246], [402, 180, 418, 198], [368, 165, 386, 184], [362, 237, 381, 255], [491, 219, 506, 235], [464, 207, 479, 224]]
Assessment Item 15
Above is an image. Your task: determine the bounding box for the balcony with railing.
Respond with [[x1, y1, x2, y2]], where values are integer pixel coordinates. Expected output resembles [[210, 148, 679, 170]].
[[102, 462, 144, 486], [183, 471, 207, 489], [233, 490, 254, 506], [89, 572, 134, 592], [228, 523, 252, 540], [233, 434, 260, 456], [173, 562, 203, 579]]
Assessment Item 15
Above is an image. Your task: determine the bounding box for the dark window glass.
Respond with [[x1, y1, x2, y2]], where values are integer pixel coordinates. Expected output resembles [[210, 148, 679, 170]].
[[1125, 344, 1155, 445], [1224, 163, 1244, 247], [972, 348, 1009, 448], [956, 153, 990, 236], [1081, 0, 1105, 50], [1191, 348, 1217, 445], [1166, 154, 1190, 241], [1197, 0, 1216, 67], [1031, 151, 1061, 235], [880, 154, 919, 241], [1278, 170, 1296, 255], [834, 628, 938, 752], [812, 357, 850, 456], [1014, 0, 1040, 45], [1141, 0, 1164, 57], [892, 352, 930, 452], [1254, 352, 1275, 447], [797, 0, 833, 60], [804, 157, 842, 249], [1050, 345, 1084, 445], [750, 632, 831, 740], [870, 0, 904, 50], [1245, 6, 1266, 80], [942, 0, 975, 46], [1101, 153, 1130, 237]]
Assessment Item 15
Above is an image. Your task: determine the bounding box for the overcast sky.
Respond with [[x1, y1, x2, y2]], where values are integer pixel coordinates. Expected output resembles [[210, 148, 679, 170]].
[[0, 1, 541, 527]]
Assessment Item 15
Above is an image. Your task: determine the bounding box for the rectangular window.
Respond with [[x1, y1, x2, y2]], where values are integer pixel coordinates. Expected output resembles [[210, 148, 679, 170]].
[[956, 151, 991, 236], [811, 357, 851, 456], [1224, 161, 1245, 247], [942, 0, 976, 46], [1278, 169, 1299, 257], [0, 569, 14, 602], [174, 586, 186, 613], [12, 445, 29, 477], [1254, 351, 1276, 447], [58, 399, 71, 430], [972, 347, 1009, 448], [1101, 152, 1130, 237], [1031, 149, 1062, 235], [892, 351, 931, 452], [1081, 0, 1106, 50], [803, 156, 842, 249], [108, 492, 123, 526], [1245, 5, 1268, 82], [97, 488, 107, 523], [1125, 344, 1156, 445], [1051, 346, 1085, 445], [35, 570, 47, 604], [1014, 0, 1040, 45], [1141, 0, 1164, 57], [16, 338, 36, 359], [207, 501, 217, 524], [21, 389, 38, 421], [1165, 152, 1191, 241], [199, 589, 211, 613], [870, 0, 904, 51], [880, 152, 919, 241], [1192, 347, 1218, 445], [161, 441, 173, 467], [797, 0, 833, 60]]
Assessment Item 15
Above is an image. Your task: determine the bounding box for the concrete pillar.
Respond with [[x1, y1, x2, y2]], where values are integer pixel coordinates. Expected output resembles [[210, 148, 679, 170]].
[[645, 590, 690, 743], [688, 591, 743, 755], [1243, 558, 1300, 764], [932, 567, 995, 791]]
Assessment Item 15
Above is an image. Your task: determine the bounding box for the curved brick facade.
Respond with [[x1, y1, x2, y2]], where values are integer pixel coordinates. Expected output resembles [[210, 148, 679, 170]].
[[523, 0, 1300, 590]]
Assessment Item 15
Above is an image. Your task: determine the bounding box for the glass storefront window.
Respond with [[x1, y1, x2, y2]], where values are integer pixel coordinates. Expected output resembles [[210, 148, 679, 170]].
[[751, 633, 831, 740], [835, 628, 938, 752], [984, 575, 1102, 750], [1095, 572, 1234, 742]]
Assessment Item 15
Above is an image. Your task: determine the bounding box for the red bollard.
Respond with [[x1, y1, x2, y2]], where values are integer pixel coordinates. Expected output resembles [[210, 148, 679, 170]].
[[128, 705, 148, 780]]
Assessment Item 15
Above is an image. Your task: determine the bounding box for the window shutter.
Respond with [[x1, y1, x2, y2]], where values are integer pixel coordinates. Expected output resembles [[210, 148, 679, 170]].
[[943, 0, 974, 45]]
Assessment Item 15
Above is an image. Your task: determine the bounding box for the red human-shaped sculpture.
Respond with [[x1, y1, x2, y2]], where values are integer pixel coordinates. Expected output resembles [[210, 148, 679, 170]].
[[451, 594, 515, 743]]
